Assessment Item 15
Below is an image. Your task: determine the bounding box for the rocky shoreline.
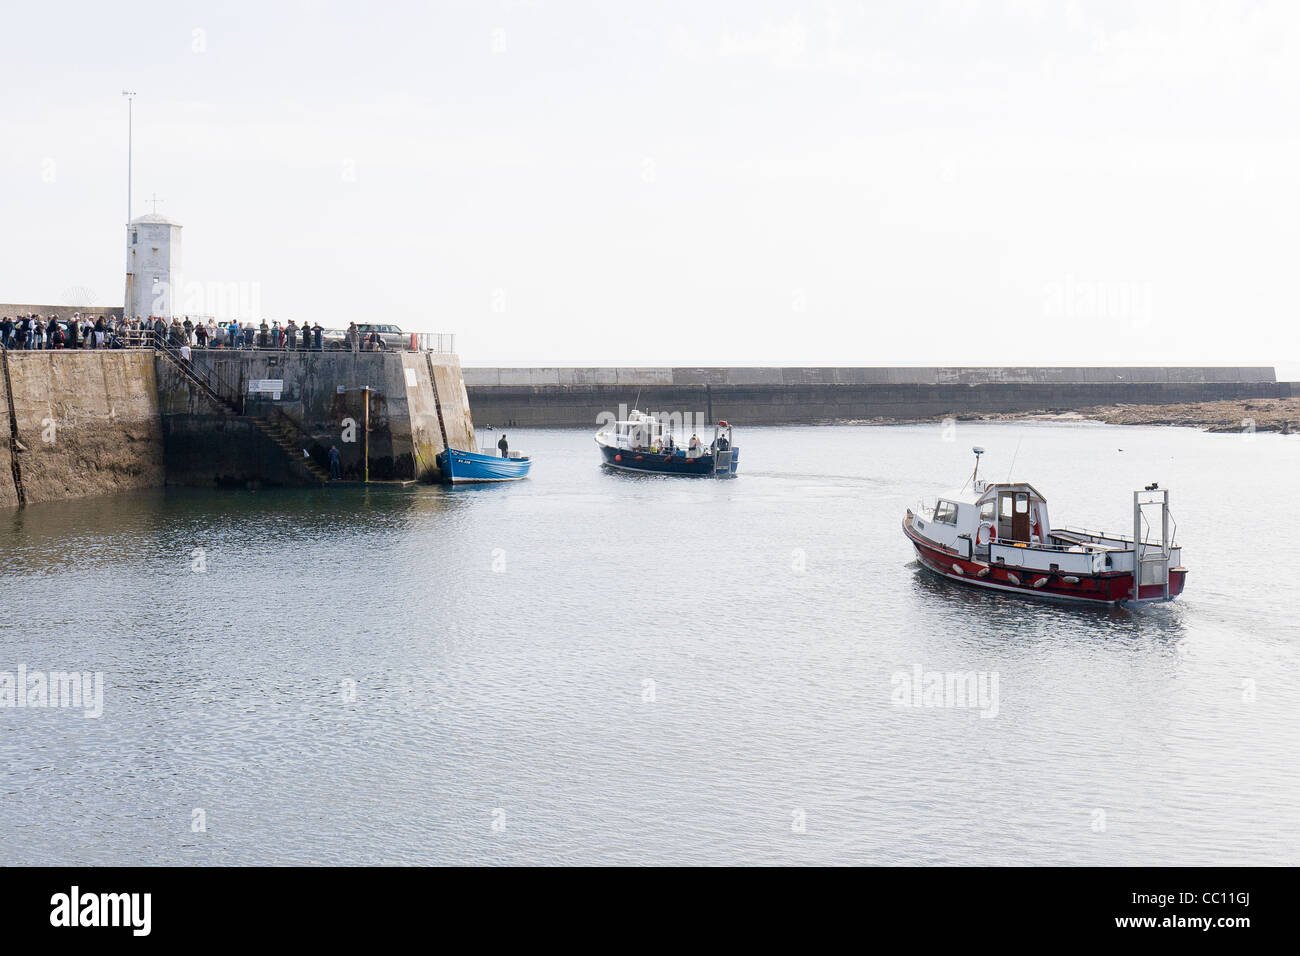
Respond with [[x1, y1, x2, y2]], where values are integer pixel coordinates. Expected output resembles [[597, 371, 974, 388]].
[[844, 397, 1300, 433], [968, 397, 1299, 433]]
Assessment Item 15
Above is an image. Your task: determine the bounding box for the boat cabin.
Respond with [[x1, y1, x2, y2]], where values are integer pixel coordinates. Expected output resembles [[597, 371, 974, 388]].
[[921, 481, 1051, 550]]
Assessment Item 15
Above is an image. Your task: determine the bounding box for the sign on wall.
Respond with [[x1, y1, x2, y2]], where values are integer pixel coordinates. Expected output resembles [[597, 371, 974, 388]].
[[248, 379, 284, 400]]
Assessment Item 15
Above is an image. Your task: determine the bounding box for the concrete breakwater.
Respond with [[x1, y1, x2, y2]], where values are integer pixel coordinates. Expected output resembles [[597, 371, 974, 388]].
[[463, 366, 1287, 428], [1, 349, 477, 507]]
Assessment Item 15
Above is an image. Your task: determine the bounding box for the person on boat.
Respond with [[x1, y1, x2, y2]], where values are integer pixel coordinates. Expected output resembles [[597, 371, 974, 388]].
[[688, 434, 701, 455], [498, 434, 509, 458], [716, 433, 730, 451]]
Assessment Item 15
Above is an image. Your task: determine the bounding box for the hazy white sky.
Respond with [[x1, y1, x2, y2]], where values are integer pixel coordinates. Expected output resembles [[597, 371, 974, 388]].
[[4, 1, 1298, 375]]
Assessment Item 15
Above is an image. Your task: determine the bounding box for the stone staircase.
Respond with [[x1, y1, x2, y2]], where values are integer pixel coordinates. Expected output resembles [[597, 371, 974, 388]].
[[154, 339, 328, 486], [252, 414, 330, 484]]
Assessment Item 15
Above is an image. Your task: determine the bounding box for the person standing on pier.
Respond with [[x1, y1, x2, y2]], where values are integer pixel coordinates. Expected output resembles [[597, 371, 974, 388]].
[[301, 321, 311, 351], [259, 321, 269, 349], [498, 434, 509, 458], [347, 322, 359, 354], [328, 445, 341, 481], [285, 320, 297, 350], [312, 322, 323, 351]]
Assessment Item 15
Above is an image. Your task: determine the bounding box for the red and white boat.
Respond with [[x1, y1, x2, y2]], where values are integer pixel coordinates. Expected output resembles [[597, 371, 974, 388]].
[[903, 448, 1187, 604]]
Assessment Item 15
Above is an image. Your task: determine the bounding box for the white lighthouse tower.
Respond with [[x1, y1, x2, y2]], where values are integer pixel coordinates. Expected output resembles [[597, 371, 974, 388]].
[[124, 212, 182, 320]]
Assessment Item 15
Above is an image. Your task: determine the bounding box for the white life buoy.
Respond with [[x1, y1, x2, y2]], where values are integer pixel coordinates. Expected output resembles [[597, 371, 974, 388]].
[[975, 521, 996, 547]]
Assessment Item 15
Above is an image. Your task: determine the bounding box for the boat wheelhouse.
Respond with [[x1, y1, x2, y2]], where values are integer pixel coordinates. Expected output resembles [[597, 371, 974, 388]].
[[903, 449, 1186, 604], [595, 410, 739, 477]]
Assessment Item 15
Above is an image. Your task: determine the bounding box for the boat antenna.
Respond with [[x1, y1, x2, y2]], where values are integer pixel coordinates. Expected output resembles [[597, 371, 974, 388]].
[[1006, 437, 1022, 481], [959, 445, 985, 494]]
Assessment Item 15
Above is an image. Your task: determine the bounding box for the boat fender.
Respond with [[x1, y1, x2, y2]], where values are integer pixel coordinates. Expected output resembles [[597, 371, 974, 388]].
[[976, 567, 990, 578], [635, 455, 643, 461], [952, 564, 964, 575], [1006, 573, 1020, 586], [1062, 575, 1080, 584], [1032, 576, 1048, 588], [614, 454, 622, 462], [686, 459, 694, 463]]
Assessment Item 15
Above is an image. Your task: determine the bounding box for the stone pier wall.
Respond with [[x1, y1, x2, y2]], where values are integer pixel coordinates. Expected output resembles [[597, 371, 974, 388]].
[[155, 350, 476, 487], [0, 350, 164, 508]]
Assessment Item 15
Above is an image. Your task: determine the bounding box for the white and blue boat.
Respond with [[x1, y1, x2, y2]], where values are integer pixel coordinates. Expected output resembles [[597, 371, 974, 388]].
[[437, 446, 531, 483], [595, 410, 739, 477]]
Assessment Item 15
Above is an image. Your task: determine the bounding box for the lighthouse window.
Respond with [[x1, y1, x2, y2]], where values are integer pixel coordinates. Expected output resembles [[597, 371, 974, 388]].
[[934, 500, 959, 525]]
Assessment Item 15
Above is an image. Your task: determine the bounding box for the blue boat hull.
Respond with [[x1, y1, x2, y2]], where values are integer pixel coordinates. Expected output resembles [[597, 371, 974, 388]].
[[597, 441, 739, 477], [437, 448, 531, 483]]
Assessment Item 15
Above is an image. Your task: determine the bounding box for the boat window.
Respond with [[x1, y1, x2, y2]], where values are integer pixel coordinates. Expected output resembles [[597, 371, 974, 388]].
[[1000, 495, 1013, 517], [934, 500, 959, 525], [1015, 493, 1029, 513], [979, 502, 995, 522]]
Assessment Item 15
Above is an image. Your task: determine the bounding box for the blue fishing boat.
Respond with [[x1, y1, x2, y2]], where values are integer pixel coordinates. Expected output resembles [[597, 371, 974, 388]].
[[437, 446, 531, 483], [595, 410, 739, 477]]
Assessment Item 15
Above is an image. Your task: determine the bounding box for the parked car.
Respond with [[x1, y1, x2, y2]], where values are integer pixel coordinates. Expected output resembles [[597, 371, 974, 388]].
[[324, 323, 408, 351]]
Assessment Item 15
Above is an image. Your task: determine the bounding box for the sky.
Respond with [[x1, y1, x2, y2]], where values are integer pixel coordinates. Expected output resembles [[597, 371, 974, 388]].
[[3, 0, 1298, 376]]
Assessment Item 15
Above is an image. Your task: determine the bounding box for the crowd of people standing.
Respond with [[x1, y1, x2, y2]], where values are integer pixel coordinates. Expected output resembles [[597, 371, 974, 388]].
[[1, 314, 385, 352], [0, 313, 118, 350]]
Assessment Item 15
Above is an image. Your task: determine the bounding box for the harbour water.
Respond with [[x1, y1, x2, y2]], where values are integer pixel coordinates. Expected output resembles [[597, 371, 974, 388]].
[[2, 422, 1297, 865]]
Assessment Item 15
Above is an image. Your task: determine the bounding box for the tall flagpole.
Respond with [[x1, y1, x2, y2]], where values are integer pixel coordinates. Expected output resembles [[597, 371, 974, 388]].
[[122, 91, 136, 318], [122, 91, 135, 225]]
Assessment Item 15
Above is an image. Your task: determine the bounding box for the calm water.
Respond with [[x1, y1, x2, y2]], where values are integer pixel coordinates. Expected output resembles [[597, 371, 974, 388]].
[[1, 422, 1297, 865]]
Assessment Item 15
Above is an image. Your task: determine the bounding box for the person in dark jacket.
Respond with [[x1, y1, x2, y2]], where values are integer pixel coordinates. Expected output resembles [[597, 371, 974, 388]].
[[328, 445, 341, 480], [497, 434, 509, 458], [301, 321, 311, 350], [312, 322, 323, 351]]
